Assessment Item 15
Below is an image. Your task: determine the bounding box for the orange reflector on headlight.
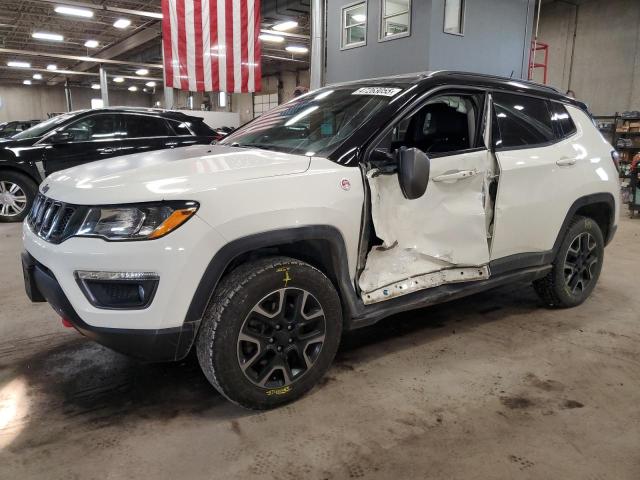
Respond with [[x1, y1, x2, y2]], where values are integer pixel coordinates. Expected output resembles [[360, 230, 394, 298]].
[[148, 207, 198, 239]]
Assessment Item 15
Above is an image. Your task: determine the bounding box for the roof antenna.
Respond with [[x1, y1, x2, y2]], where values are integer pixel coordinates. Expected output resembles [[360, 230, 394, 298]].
[[510, 70, 515, 78]]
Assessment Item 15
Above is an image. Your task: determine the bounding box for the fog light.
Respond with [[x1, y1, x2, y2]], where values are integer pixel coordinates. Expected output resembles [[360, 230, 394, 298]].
[[75, 271, 159, 309]]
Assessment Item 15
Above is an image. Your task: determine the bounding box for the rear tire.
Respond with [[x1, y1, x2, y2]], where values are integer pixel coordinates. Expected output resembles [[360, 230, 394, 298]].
[[196, 256, 342, 410], [0, 171, 37, 222], [533, 215, 604, 308]]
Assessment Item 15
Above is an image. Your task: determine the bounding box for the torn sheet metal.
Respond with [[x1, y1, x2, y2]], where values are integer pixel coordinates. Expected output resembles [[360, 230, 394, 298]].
[[363, 266, 490, 304], [359, 149, 492, 299]]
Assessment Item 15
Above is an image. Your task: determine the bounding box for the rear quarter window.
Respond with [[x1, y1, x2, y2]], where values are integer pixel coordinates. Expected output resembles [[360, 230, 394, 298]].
[[549, 102, 577, 138], [492, 92, 555, 149]]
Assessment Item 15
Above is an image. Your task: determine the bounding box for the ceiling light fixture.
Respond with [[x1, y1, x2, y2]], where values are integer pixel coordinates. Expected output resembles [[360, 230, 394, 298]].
[[7, 61, 30, 68], [113, 77, 124, 83], [33, 73, 42, 80], [23, 80, 32, 85], [145, 81, 157, 87], [54, 6, 94, 18], [259, 33, 285, 43], [128, 86, 138, 92], [135, 68, 149, 76], [273, 20, 298, 31], [91, 83, 101, 90], [113, 18, 131, 29], [84, 40, 99, 48], [285, 45, 308, 54], [46, 64, 57, 70], [32, 32, 64, 41]]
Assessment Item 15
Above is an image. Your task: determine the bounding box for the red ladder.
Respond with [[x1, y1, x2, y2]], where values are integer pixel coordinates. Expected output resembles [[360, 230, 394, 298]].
[[528, 41, 549, 84]]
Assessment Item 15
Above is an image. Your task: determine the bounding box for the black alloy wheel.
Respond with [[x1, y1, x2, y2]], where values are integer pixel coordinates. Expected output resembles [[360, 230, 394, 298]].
[[197, 256, 342, 409], [237, 288, 326, 389]]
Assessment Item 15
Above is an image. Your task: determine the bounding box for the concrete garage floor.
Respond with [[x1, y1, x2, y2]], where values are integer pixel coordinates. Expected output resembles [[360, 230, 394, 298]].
[[0, 217, 639, 480]]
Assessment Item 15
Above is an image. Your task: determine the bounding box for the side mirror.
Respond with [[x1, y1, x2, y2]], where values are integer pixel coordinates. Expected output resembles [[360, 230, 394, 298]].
[[49, 131, 73, 144], [396, 147, 430, 200]]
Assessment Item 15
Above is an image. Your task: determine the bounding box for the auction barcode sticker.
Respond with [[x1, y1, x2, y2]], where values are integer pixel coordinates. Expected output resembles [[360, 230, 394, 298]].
[[352, 87, 402, 97]]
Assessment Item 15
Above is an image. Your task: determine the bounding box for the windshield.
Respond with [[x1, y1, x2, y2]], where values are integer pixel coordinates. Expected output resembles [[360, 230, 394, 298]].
[[12, 113, 75, 140], [220, 86, 406, 157]]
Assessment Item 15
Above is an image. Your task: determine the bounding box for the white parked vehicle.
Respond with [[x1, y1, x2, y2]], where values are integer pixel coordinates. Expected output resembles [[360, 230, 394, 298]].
[[22, 72, 619, 409]]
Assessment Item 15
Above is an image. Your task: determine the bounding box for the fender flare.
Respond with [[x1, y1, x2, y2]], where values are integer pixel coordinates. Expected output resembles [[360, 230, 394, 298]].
[[551, 192, 617, 251], [183, 225, 362, 330]]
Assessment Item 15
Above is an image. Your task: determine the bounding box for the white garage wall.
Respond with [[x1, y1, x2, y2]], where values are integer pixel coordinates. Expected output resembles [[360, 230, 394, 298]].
[[534, 0, 640, 115], [0, 85, 66, 122], [0, 85, 154, 123]]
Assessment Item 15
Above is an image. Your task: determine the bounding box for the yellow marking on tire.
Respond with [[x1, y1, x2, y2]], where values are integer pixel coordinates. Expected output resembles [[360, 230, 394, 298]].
[[266, 386, 291, 396], [276, 267, 292, 287]]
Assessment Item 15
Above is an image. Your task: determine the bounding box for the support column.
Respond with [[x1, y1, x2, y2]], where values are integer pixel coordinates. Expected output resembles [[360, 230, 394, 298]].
[[64, 78, 73, 112], [99, 65, 109, 107], [161, 35, 174, 109], [310, 0, 325, 90]]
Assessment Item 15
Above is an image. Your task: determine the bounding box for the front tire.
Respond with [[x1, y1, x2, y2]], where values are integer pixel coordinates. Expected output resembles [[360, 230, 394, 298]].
[[533, 215, 604, 308], [196, 256, 343, 410], [0, 171, 37, 222]]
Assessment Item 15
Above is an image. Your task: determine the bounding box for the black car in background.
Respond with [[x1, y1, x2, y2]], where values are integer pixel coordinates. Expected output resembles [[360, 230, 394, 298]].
[[0, 107, 217, 222], [0, 119, 41, 138]]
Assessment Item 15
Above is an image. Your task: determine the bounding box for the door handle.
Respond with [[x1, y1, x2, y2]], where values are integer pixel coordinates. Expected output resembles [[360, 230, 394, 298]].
[[556, 157, 577, 167], [100, 147, 117, 154], [432, 169, 478, 182]]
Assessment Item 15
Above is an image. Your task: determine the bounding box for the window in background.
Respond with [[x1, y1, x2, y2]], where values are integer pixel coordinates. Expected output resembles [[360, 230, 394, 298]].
[[121, 114, 173, 138], [444, 0, 465, 35], [492, 92, 555, 148], [219, 92, 227, 108], [91, 98, 104, 109], [253, 93, 279, 119], [341, 2, 367, 49], [380, 0, 411, 40], [64, 114, 117, 141]]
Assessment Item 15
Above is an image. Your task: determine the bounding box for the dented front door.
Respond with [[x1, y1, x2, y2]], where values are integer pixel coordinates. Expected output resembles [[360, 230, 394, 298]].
[[359, 148, 493, 303]]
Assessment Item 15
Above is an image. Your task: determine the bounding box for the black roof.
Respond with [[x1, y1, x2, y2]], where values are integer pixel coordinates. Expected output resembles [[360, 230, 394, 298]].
[[65, 107, 205, 121], [330, 70, 587, 111]]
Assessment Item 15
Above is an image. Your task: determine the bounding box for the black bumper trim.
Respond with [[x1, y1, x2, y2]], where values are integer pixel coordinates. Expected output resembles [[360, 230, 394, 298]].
[[22, 251, 198, 362]]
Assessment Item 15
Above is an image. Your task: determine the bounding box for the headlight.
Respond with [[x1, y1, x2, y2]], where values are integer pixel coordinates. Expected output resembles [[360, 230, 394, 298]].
[[76, 201, 198, 241]]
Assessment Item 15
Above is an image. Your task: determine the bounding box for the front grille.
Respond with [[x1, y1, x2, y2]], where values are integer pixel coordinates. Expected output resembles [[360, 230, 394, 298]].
[[27, 194, 80, 243]]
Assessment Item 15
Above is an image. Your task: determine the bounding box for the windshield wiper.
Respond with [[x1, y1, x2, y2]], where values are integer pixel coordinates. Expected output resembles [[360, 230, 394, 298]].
[[233, 143, 281, 151]]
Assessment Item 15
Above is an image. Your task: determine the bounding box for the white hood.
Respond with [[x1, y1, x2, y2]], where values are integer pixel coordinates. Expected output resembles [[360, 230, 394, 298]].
[[42, 144, 311, 204]]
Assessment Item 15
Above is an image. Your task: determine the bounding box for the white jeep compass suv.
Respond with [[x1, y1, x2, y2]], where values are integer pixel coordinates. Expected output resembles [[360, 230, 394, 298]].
[[22, 72, 619, 409]]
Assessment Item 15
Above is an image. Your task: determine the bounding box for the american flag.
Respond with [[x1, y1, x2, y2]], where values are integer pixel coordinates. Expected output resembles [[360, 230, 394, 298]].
[[161, 0, 262, 93]]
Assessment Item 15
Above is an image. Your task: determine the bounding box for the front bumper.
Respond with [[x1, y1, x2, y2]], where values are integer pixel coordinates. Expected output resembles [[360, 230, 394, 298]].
[[22, 214, 227, 361], [22, 251, 197, 361]]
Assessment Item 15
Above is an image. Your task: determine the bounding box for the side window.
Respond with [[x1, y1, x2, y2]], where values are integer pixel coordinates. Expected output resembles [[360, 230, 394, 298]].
[[492, 93, 555, 148], [549, 102, 577, 138], [341, 2, 367, 49], [444, 0, 465, 35], [168, 120, 194, 136], [63, 114, 117, 141], [386, 93, 484, 156], [120, 115, 173, 138], [380, 0, 411, 40]]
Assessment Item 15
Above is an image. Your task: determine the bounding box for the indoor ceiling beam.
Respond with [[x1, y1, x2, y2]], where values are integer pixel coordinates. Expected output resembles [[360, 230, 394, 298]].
[[0, 47, 163, 69], [0, 65, 162, 82], [260, 29, 310, 40], [29, 0, 162, 19]]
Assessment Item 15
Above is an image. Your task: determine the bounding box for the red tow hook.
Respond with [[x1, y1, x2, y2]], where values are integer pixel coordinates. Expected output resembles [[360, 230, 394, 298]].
[[61, 317, 73, 328]]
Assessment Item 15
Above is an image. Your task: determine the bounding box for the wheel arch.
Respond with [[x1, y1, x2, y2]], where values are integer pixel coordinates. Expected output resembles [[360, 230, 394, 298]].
[[553, 192, 616, 252], [184, 226, 362, 334], [0, 164, 40, 185]]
